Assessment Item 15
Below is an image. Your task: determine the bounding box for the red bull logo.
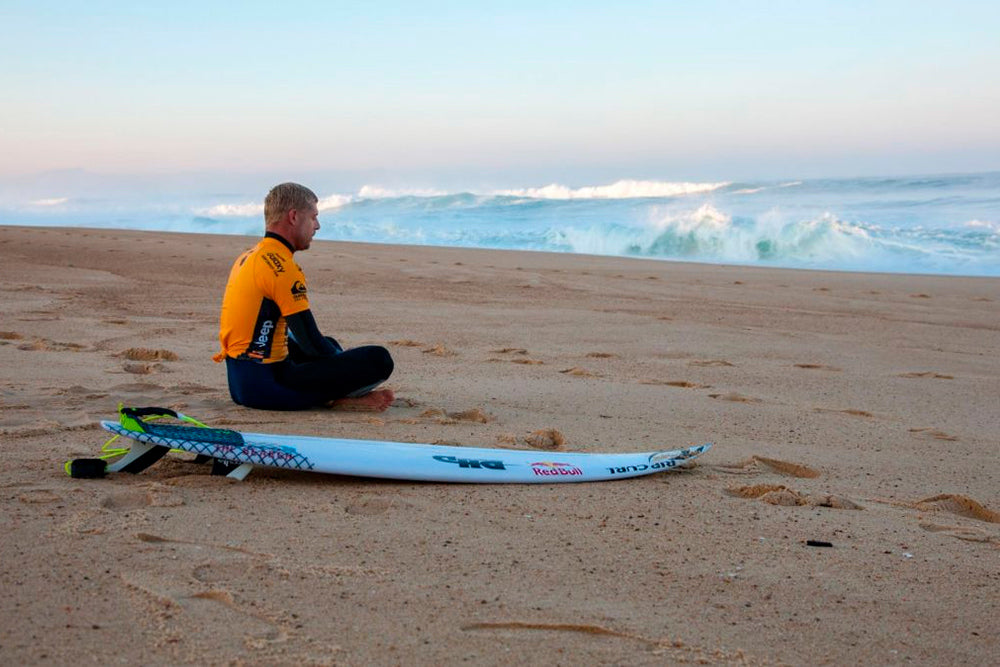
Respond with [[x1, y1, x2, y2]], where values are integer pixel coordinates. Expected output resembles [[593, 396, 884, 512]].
[[530, 461, 583, 477]]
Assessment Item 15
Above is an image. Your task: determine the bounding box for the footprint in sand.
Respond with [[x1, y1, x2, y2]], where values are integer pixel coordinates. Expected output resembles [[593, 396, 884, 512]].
[[560, 367, 601, 377], [708, 392, 760, 403], [510, 358, 545, 365], [492, 347, 528, 355], [640, 379, 710, 389], [522, 429, 566, 451], [100, 484, 185, 510], [124, 362, 161, 375], [715, 456, 820, 479], [909, 428, 959, 442], [689, 359, 734, 368], [389, 339, 424, 347], [919, 523, 999, 544], [898, 371, 954, 379], [727, 484, 863, 509], [422, 344, 457, 357], [18, 489, 63, 504], [344, 497, 394, 516], [17, 338, 86, 352], [412, 407, 495, 425], [814, 407, 874, 418], [118, 347, 179, 362], [914, 494, 1000, 524], [193, 561, 269, 584], [794, 363, 842, 371], [448, 407, 495, 423], [0, 331, 24, 341], [585, 352, 618, 359]]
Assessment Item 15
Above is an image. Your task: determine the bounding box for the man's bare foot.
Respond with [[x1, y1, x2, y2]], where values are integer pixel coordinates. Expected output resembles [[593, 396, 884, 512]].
[[327, 388, 395, 412]]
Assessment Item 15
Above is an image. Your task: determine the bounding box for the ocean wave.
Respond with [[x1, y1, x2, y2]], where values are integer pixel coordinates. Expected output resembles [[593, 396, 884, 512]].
[[197, 193, 352, 217], [554, 206, 949, 271], [357, 185, 449, 199], [197, 202, 263, 217], [496, 179, 729, 200], [29, 197, 70, 207], [963, 219, 999, 231]]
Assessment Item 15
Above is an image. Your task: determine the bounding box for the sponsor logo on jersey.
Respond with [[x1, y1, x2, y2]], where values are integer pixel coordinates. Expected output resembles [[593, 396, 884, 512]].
[[263, 252, 286, 275], [291, 281, 308, 300], [255, 319, 274, 346]]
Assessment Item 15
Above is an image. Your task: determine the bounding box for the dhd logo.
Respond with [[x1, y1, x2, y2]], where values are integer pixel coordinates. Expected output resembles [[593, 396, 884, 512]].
[[432, 455, 506, 470]]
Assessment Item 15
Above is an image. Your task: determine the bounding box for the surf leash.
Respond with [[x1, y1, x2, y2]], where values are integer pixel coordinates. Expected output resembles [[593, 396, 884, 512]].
[[65, 404, 211, 478]]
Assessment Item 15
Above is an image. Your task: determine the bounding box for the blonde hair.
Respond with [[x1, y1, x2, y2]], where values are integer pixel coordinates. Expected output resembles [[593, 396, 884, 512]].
[[264, 183, 318, 227]]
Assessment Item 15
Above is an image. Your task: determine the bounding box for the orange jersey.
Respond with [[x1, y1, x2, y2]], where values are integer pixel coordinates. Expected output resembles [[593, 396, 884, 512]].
[[215, 236, 311, 363]]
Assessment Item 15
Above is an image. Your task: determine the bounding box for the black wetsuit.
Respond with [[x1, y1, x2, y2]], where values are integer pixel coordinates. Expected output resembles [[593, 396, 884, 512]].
[[216, 232, 393, 410]]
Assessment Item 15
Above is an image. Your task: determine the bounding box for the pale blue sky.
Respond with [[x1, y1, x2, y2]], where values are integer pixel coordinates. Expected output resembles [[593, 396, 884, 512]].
[[2, 1, 999, 184]]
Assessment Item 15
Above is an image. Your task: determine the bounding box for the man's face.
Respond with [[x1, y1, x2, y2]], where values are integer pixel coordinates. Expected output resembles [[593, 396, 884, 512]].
[[290, 202, 320, 251]]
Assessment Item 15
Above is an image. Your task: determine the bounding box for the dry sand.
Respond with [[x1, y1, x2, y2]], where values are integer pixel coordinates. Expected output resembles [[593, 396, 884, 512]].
[[1, 224, 998, 665]]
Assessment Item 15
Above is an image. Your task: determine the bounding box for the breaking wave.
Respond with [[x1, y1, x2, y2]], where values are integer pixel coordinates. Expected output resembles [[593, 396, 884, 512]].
[[3, 171, 998, 276], [496, 179, 729, 200]]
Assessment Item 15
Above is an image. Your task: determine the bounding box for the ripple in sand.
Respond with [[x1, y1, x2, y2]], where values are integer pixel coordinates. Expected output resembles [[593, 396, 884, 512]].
[[899, 371, 954, 379], [689, 359, 734, 367]]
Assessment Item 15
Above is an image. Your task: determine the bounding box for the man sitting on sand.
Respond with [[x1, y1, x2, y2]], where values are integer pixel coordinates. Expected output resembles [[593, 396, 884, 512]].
[[213, 182, 394, 411]]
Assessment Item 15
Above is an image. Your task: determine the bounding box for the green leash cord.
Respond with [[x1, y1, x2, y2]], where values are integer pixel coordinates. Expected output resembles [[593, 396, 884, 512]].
[[64, 404, 211, 477]]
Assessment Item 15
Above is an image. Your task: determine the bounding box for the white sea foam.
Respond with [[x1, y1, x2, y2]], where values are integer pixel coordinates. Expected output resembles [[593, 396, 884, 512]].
[[964, 219, 999, 231], [198, 202, 263, 217], [198, 193, 351, 217], [317, 194, 352, 210], [357, 185, 448, 199], [497, 179, 729, 200]]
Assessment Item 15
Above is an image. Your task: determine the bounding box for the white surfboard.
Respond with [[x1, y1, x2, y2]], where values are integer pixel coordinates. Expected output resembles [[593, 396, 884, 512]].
[[99, 408, 711, 483]]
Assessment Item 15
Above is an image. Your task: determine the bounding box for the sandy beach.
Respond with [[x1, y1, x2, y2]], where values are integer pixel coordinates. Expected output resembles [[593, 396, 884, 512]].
[[0, 224, 997, 665]]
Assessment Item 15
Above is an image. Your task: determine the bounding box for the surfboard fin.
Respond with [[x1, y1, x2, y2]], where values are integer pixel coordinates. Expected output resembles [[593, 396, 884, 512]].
[[210, 459, 254, 481]]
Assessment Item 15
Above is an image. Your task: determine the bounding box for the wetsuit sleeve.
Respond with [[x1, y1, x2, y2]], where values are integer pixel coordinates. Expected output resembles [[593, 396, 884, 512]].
[[286, 310, 341, 357]]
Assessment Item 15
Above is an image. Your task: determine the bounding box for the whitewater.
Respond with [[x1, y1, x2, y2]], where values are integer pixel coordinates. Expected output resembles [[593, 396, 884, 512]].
[[3, 172, 998, 277]]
